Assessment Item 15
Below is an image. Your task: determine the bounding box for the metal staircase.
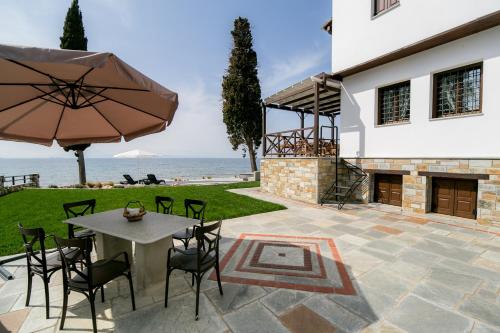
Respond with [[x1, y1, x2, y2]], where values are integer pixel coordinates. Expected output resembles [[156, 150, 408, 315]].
[[321, 159, 368, 209]]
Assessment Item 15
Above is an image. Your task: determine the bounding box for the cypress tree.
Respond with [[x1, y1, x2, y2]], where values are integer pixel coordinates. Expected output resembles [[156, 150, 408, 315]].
[[222, 17, 262, 172], [60, 0, 87, 51], [60, 0, 89, 184]]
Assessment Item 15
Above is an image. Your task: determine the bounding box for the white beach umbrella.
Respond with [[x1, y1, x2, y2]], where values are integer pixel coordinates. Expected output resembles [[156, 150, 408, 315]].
[[113, 149, 160, 158]]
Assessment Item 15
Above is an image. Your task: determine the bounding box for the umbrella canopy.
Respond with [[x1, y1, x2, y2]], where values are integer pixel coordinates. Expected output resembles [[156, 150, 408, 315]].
[[113, 149, 159, 158], [0, 44, 178, 147]]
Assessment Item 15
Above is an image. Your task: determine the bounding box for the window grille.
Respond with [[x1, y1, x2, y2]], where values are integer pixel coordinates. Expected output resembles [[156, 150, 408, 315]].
[[433, 63, 482, 118], [373, 0, 399, 16], [378, 81, 410, 125]]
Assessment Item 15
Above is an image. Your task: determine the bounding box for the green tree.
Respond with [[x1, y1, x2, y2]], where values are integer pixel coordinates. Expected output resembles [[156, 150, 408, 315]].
[[222, 17, 262, 172], [60, 0, 89, 185], [60, 0, 87, 50]]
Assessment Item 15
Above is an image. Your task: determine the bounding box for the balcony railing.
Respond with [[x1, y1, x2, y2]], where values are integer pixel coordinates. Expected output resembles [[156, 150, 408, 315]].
[[264, 126, 338, 157]]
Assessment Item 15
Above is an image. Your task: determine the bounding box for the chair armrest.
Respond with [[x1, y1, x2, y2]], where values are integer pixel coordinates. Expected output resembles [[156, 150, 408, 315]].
[[93, 251, 130, 268], [170, 246, 196, 256]]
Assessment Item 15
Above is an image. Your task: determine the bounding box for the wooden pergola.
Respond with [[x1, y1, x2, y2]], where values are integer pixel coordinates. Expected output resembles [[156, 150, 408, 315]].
[[262, 72, 341, 157]]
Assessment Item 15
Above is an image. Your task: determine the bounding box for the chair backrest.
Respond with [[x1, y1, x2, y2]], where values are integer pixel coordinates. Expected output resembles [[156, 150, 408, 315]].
[[184, 199, 206, 223], [156, 196, 174, 214], [147, 174, 158, 183], [54, 236, 93, 288], [63, 199, 96, 219], [18, 224, 48, 273], [194, 219, 222, 270], [123, 174, 136, 185], [63, 199, 96, 238]]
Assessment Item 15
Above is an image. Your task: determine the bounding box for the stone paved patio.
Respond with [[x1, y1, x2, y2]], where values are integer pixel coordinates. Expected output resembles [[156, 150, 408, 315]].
[[1, 187, 500, 332]]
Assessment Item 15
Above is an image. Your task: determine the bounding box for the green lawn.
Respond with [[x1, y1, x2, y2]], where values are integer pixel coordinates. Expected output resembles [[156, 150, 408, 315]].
[[0, 181, 285, 256]]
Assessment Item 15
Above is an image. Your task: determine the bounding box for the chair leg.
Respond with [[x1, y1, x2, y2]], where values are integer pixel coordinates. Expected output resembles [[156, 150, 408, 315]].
[[90, 293, 97, 333], [101, 286, 105, 303], [183, 239, 189, 250], [164, 269, 172, 308], [127, 272, 136, 311], [60, 288, 68, 330], [25, 272, 32, 306], [215, 263, 223, 296], [43, 279, 50, 319], [195, 274, 202, 321]]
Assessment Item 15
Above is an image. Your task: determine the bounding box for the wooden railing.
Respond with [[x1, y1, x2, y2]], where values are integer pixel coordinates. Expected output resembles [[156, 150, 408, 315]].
[[264, 126, 338, 157]]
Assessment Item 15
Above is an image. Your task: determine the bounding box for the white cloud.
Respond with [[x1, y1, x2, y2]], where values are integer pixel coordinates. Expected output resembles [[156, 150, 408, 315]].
[[262, 49, 327, 93]]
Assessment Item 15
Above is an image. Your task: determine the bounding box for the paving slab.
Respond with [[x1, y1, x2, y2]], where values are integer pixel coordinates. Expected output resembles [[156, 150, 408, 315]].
[[224, 302, 289, 333], [260, 289, 311, 316], [114, 294, 227, 333], [459, 296, 500, 327], [205, 283, 266, 314], [0, 309, 30, 333], [328, 284, 395, 322], [359, 269, 411, 300], [304, 295, 369, 332], [411, 280, 464, 309], [387, 295, 473, 333], [413, 240, 478, 262], [472, 322, 500, 333], [428, 267, 483, 293], [366, 239, 403, 254], [278, 304, 337, 333]]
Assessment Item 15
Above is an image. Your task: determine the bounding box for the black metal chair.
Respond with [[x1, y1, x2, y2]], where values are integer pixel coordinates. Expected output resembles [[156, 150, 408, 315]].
[[156, 196, 174, 214], [54, 236, 135, 333], [18, 224, 62, 319], [63, 199, 97, 248], [172, 199, 207, 250], [147, 174, 166, 185], [165, 219, 223, 320]]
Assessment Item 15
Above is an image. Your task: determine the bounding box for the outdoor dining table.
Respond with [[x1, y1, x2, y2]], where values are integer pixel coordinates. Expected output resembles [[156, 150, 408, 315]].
[[64, 208, 199, 290]]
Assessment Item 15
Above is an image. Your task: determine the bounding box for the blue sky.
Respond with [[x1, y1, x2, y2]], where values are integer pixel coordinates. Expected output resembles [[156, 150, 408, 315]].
[[0, 0, 331, 158]]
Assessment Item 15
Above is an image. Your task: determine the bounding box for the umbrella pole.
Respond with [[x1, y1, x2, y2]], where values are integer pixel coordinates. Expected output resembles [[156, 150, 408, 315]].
[[77, 150, 87, 185]]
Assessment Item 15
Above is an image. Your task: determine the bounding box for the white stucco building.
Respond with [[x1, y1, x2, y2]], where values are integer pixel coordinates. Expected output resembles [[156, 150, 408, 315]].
[[261, 1, 500, 225]]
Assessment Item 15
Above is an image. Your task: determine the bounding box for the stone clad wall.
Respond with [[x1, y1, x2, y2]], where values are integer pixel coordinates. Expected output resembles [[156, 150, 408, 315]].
[[260, 158, 337, 204], [345, 158, 500, 225], [261, 157, 500, 225]]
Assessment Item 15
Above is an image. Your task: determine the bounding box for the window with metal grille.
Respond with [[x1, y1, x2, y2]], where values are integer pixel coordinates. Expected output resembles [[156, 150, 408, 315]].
[[373, 0, 399, 16], [378, 81, 410, 125], [433, 63, 482, 118]]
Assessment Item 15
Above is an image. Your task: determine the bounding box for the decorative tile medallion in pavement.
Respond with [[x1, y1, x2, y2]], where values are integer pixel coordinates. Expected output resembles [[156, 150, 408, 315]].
[[210, 233, 355, 294]]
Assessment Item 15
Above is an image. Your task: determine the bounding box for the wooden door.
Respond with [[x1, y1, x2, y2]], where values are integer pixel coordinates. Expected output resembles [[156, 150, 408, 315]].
[[432, 178, 455, 216], [454, 180, 477, 219], [375, 174, 402, 206], [432, 178, 477, 219]]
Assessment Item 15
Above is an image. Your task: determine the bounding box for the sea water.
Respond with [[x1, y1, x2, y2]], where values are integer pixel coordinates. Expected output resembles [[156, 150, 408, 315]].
[[0, 158, 255, 187]]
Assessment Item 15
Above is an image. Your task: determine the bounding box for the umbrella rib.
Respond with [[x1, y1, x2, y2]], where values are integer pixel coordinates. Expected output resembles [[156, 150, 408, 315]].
[[80, 87, 167, 121], [84, 85, 148, 92], [0, 99, 48, 132], [80, 93, 123, 137], [53, 91, 72, 140], [30, 85, 69, 106], [75, 67, 95, 102], [0, 89, 61, 114], [0, 83, 149, 92], [6, 59, 56, 81]]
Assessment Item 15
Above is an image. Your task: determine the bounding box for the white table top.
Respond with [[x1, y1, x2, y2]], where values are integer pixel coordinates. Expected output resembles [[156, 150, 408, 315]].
[[64, 209, 200, 245]]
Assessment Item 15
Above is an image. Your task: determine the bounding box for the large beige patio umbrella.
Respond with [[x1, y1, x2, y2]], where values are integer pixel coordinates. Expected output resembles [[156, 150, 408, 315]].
[[0, 44, 178, 147]]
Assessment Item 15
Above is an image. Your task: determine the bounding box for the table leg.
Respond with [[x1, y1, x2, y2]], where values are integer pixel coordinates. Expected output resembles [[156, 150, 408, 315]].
[[95, 232, 133, 262], [135, 236, 172, 290]]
